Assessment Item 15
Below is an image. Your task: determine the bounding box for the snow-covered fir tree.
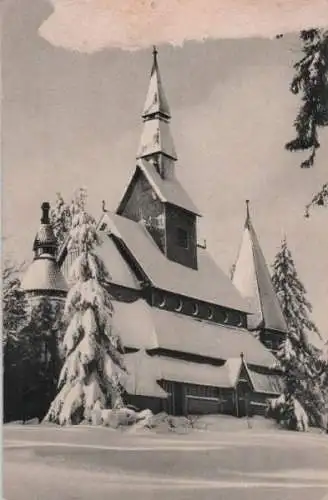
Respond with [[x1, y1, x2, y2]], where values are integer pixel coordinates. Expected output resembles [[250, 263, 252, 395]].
[[50, 193, 74, 247], [271, 237, 326, 428], [272, 237, 320, 345], [44, 189, 126, 425]]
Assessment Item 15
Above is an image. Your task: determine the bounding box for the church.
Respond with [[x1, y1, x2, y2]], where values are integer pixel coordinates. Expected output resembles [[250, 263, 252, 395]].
[[22, 48, 288, 418]]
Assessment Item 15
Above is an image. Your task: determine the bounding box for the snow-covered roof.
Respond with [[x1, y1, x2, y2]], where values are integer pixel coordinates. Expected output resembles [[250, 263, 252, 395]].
[[232, 202, 288, 333], [117, 160, 200, 216], [21, 254, 68, 293], [112, 299, 276, 368], [103, 212, 250, 312], [112, 299, 158, 349], [96, 233, 141, 290], [150, 307, 276, 368], [124, 350, 168, 398], [247, 368, 283, 395], [123, 350, 282, 397]]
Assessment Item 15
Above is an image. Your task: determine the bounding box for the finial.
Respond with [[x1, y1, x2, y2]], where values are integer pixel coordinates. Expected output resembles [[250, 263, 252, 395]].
[[240, 351, 244, 361], [102, 200, 107, 213], [245, 199, 251, 227], [152, 45, 158, 70], [41, 202, 50, 224]]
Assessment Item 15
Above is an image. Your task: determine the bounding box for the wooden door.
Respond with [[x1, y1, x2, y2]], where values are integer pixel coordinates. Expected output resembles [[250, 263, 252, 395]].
[[236, 381, 251, 418], [173, 383, 185, 416]]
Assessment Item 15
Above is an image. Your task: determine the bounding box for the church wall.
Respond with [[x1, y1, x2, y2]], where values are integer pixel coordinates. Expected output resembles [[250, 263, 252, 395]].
[[165, 205, 197, 269], [120, 171, 166, 253]]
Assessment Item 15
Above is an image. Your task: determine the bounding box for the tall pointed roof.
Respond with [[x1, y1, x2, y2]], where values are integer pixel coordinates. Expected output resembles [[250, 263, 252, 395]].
[[137, 47, 177, 162], [232, 201, 288, 334], [142, 46, 171, 120]]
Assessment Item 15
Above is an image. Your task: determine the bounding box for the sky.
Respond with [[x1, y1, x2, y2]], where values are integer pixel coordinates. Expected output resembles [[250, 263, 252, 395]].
[[2, 0, 328, 338]]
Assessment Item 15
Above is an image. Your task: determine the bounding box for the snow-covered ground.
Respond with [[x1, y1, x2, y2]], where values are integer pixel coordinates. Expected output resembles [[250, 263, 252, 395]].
[[3, 420, 328, 500]]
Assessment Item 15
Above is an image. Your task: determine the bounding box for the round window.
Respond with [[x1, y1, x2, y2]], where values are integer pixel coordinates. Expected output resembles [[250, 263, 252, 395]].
[[158, 294, 166, 308], [192, 303, 199, 316], [207, 306, 214, 320], [175, 299, 183, 312]]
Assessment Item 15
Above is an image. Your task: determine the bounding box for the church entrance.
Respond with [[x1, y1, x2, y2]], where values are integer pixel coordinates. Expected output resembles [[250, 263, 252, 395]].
[[172, 383, 185, 416], [236, 380, 251, 417]]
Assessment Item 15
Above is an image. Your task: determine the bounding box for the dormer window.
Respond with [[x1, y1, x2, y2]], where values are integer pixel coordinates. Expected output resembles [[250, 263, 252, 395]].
[[176, 227, 189, 249]]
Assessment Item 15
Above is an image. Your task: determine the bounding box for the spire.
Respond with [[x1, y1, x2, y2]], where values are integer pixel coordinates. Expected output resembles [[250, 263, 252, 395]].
[[137, 47, 177, 179], [142, 46, 171, 120], [232, 201, 288, 334]]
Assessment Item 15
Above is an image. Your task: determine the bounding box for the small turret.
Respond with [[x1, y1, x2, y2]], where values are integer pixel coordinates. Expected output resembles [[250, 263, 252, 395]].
[[32, 202, 58, 258], [21, 202, 67, 299]]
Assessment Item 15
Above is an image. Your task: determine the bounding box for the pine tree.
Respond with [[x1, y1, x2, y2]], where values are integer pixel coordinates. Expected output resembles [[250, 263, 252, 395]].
[[285, 29, 328, 213], [271, 238, 326, 427], [22, 298, 65, 419], [272, 238, 320, 344], [3, 259, 29, 421], [3, 259, 66, 421], [44, 189, 126, 425], [2, 259, 27, 348]]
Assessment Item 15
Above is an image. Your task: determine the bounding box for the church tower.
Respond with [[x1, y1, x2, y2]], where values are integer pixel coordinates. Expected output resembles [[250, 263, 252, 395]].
[[21, 202, 67, 307], [232, 201, 287, 353], [117, 48, 201, 270]]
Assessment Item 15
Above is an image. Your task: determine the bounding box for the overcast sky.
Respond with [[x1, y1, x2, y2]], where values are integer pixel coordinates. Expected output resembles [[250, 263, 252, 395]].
[[2, 0, 327, 338]]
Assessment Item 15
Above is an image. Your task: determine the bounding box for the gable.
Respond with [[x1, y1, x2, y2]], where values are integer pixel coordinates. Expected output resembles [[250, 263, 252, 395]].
[[116, 168, 166, 254], [117, 160, 200, 217]]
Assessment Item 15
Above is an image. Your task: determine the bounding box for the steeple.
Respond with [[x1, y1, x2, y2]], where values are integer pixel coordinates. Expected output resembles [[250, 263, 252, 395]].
[[232, 201, 287, 343], [137, 47, 177, 179]]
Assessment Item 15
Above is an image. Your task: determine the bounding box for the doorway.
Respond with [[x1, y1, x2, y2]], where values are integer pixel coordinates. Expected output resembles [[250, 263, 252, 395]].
[[236, 381, 251, 418]]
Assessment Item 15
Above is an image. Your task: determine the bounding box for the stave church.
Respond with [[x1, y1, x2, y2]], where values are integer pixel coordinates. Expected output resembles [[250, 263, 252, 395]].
[[22, 48, 288, 417]]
